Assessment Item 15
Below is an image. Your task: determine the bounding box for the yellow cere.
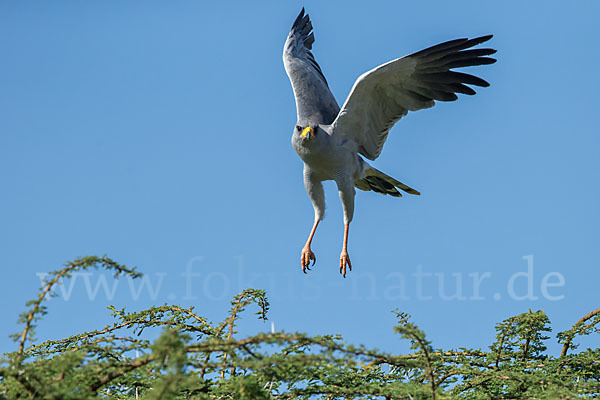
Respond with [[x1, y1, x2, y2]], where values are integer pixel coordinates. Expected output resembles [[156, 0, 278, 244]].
[[301, 126, 313, 138]]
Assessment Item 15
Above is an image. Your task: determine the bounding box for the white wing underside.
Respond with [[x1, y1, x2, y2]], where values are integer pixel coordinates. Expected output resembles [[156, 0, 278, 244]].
[[331, 36, 496, 160]]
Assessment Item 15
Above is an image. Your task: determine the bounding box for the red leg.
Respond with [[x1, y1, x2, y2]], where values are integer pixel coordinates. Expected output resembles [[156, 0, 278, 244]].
[[339, 223, 352, 277], [301, 219, 319, 273]]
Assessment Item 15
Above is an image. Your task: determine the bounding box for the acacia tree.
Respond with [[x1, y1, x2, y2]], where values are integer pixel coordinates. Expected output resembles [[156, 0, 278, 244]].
[[0, 256, 598, 399]]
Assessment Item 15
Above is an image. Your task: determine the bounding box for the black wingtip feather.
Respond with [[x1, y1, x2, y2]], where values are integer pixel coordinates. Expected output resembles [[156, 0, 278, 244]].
[[293, 8, 305, 29], [287, 8, 330, 86], [409, 34, 496, 101], [445, 57, 497, 69], [410, 38, 469, 58], [305, 32, 315, 49], [413, 34, 496, 62], [452, 71, 490, 87], [471, 34, 493, 44], [302, 20, 312, 36]]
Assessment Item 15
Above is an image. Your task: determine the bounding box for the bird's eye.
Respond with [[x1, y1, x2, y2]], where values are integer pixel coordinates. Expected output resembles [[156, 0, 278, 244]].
[[296, 125, 302, 131]]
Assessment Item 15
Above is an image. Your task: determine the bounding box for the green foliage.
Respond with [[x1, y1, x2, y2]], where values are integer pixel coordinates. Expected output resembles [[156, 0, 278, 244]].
[[1, 257, 599, 399]]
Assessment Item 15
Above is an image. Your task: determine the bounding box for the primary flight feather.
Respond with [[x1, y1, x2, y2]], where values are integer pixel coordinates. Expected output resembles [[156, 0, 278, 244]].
[[283, 8, 496, 277]]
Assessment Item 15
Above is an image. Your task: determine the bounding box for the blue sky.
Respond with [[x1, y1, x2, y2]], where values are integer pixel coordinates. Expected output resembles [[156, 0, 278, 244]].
[[1, 1, 599, 357]]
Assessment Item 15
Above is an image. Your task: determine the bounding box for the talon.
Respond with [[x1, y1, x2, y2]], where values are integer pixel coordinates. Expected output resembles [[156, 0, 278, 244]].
[[301, 247, 317, 274], [339, 251, 351, 278]]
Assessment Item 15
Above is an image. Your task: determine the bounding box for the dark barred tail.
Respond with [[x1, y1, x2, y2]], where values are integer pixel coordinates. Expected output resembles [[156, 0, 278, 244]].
[[355, 167, 420, 197]]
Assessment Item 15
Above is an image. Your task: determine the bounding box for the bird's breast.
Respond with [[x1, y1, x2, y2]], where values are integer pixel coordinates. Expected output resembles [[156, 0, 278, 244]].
[[292, 136, 324, 167], [291, 134, 358, 181]]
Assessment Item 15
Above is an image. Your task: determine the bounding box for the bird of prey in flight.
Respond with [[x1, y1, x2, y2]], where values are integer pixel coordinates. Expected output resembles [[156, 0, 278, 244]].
[[283, 8, 496, 277]]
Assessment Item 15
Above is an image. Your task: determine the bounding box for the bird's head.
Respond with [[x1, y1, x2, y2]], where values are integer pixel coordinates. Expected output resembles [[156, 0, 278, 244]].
[[296, 125, 316, 141]]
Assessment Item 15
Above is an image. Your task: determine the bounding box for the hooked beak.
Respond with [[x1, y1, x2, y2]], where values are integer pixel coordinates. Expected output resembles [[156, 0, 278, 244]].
[[300, 126, 313, 139]]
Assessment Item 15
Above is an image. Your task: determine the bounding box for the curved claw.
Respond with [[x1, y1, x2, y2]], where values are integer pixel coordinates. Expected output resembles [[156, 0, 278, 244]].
[[301, 246, 317, 274], [339, 251, 352, 278]]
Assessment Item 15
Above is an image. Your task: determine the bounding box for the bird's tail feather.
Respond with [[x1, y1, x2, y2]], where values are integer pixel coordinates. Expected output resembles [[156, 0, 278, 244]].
[[355, 167, 420, 197]]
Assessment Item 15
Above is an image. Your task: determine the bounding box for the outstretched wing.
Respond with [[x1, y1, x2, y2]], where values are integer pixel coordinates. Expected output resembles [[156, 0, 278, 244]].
[[331, 35, 497, 160], [283, 8, 340, 125]]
